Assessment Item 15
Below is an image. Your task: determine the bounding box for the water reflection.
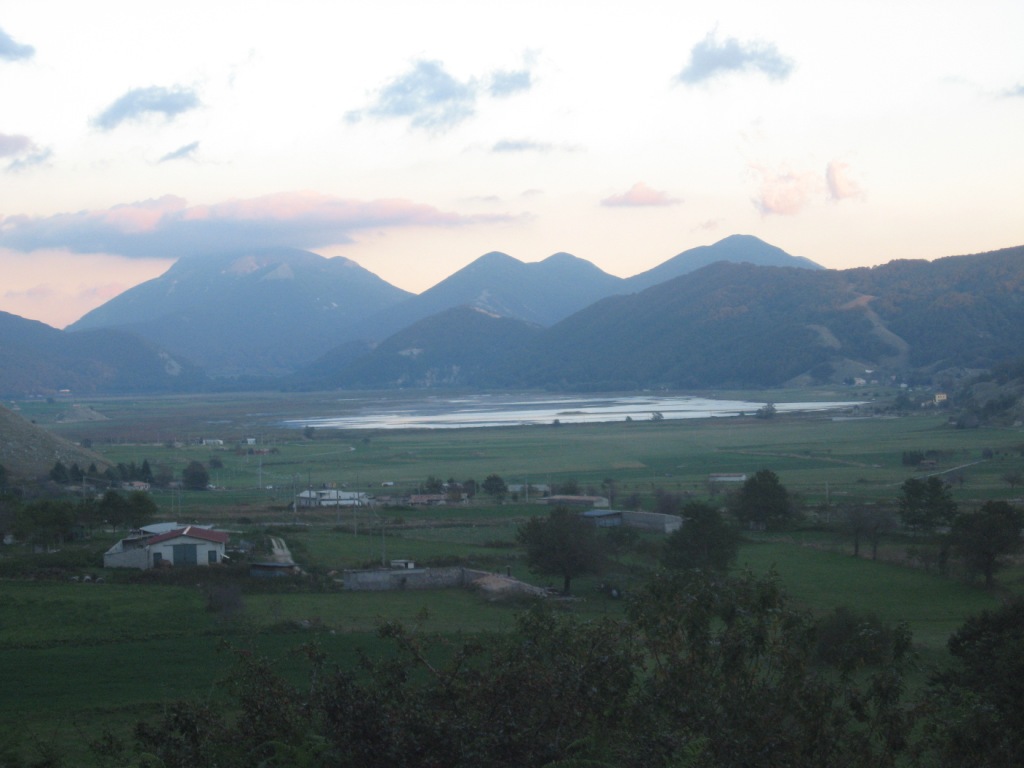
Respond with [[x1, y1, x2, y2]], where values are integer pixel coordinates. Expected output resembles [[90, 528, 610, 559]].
[[284, 393, 864, 431]]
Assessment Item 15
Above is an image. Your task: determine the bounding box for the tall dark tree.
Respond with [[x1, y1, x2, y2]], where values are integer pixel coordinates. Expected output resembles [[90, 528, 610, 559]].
[[950, 501, 1022, 587], [518, 506, 604, 594], [98, 489, 130, 529], [731, 469, 792, 530], [661, 501, 740, 572], [182, 460, 210, 491], [125, 490, 158, 530], [897, 476, 957, 533], [481, 473, 507, 502], [49, 461, 69, 484]]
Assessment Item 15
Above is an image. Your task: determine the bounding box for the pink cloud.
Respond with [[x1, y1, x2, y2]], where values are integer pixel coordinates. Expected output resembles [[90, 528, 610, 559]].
[[826, 160, 864, 201], [601, 182, 680, 207], [0, 191, 506, 259], [99, 195, 188, 233], [750, 164, 819, 215]]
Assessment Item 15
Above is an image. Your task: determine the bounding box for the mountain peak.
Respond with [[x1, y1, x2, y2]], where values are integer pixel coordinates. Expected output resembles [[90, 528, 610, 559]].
[[624, 235, 822, 292]]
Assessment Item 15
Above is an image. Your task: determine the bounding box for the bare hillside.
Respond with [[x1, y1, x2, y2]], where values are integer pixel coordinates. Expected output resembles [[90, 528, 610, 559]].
[[0, 404, 110, 481]]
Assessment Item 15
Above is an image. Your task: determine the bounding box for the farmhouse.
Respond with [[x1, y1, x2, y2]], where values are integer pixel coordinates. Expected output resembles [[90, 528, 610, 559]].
[[296, 489, 368, 508], [104, 525, 229, 570]]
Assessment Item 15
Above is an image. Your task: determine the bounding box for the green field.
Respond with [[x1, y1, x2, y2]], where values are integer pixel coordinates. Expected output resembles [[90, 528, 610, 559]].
[[3, 389, 1023, 764]]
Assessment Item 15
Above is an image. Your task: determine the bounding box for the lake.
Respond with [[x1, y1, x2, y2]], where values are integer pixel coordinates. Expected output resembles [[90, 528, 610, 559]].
[[283, 393, 865, 431]]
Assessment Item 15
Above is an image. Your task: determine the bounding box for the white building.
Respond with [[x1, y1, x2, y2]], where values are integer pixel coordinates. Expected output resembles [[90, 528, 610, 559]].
[[104, 526, 229, 569], [296, 489, 368, 508]]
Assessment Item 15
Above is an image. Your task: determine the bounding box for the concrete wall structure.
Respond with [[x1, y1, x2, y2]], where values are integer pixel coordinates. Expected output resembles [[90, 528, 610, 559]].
[[343, 566, 492, 591]]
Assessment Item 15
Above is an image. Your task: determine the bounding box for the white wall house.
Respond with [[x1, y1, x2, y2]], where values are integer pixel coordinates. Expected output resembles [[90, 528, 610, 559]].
[[297, 489, 368, 508], [104, 526, 229, 570]]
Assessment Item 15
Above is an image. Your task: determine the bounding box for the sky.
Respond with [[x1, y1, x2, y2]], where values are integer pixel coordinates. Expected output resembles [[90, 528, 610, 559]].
[[1, 1, 1022, 329]]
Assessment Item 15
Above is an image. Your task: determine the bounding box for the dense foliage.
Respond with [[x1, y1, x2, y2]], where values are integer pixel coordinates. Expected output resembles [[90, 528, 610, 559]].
[[917, 599, 1024, 767], [119, 571, 925, 768]]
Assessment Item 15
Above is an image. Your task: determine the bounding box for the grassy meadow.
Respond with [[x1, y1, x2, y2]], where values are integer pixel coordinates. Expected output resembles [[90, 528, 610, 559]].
[[3, 388, 1024, 763]]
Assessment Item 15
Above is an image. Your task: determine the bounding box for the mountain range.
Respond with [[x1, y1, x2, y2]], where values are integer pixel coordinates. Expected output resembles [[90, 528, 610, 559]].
[[3, 235, 1023, 396]]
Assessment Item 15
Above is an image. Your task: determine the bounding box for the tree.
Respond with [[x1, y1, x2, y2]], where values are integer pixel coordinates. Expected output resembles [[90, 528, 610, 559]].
[[731, 469, 792, 530], [49, 461, 69, 484], [182, 460, 210, 491], [841, 504, 896, 560], [950, 501, 1022, 587], [125, 490, 158, 530], [98, 489, 131, 529], [481, 473, 507, 502], [1002, 470, 1023, 490], [661, 501, 740, 572], [897, 476, 957, 533], [518, 507, 605, 594], [14, 499, 76, 548], [919, 599, 1024, 767]]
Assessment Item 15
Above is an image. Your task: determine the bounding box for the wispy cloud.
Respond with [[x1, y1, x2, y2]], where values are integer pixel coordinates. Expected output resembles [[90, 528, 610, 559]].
[[0, 27, 34, 61], [750, 164, 818, 215], [0, 132, 51, 172], [489, 69, 532, 97], [601, 182, 680, 207], [679, 32, 793, 84], [92, 85, 200, 130], [492, 138, 553, 153], [1003, 83, 1024, 98], [347, 60, 476, 130], [158, 141, 200, 163], [692, 218, 723, 232], [0, 191, 510, 258], [825, 160, 864, 201], [349, 58, 535, 131]]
